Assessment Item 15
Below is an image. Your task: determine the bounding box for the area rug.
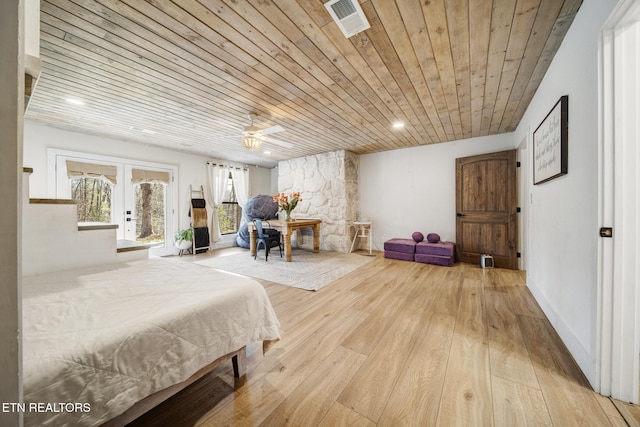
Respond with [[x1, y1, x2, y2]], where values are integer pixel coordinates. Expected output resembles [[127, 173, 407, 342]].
[[193, 250, 375, 291]]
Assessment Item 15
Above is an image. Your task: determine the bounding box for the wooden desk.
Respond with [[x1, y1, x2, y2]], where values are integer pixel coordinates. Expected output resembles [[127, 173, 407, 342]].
[[248, 219, 321, 262]]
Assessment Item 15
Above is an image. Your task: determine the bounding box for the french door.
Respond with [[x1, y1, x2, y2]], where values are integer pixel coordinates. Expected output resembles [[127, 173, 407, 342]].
[[53, 150, 177, 256], [122, 165, 171, 249]]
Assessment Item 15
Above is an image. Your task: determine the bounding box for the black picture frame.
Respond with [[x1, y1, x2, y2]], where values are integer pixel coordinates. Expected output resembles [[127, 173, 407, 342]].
[[533, 95, 568, 185]]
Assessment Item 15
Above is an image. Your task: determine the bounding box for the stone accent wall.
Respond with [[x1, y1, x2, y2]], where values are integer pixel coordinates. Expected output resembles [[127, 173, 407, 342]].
[[277, 150, 359, 253]]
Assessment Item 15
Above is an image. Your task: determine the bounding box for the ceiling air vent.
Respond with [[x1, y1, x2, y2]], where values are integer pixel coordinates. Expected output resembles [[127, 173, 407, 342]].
[[325, 0, 370, 38]]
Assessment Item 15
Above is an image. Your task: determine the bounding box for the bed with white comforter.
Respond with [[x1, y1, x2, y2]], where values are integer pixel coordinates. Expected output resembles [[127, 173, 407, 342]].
[[22, 258, 280, 426]]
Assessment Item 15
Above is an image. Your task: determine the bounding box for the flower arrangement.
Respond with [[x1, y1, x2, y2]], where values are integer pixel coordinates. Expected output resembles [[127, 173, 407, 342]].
[[273, 191, 302, 221]]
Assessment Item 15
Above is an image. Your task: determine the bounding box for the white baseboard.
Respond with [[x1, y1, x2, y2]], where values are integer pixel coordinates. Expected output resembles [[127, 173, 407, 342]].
[[526, 276, 596, 388]]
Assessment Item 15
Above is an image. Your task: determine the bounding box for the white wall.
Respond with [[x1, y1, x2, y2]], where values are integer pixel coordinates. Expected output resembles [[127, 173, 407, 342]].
[[359, 133, 514, 250], [513, 0, 618, 387], [23, 121, 274, 238]]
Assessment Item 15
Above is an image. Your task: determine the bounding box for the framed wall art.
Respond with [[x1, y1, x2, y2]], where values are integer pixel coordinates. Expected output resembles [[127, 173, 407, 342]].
[[533, 95, 568, 185]]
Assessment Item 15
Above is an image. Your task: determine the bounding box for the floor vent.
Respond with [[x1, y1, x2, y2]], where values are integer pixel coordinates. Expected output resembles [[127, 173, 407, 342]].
[[324, 0, 370, 38]]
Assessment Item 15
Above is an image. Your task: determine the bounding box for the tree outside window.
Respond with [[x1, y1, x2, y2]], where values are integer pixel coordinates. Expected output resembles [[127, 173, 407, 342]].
[[218, 173, 242, 234], [71, 177, 112, 223], [135, 182, 165, 243]]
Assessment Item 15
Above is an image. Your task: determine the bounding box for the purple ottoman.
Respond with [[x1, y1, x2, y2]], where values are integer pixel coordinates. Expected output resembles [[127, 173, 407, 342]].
[[415, 241, 456, 266], [384, 238, 416, 262]]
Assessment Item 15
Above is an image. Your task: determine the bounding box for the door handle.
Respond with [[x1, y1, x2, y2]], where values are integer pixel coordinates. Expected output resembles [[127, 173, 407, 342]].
[[599, 227, 613, 237], [456, 213, 465, 217]]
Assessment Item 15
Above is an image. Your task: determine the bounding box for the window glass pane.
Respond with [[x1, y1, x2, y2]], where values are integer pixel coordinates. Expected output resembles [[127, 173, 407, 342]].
[[135, 182, 166, 245], [218, 173, 242, 234], [71, 177, 112, 223], [218, 203, 241, 234], [224, 175, 236, 203]]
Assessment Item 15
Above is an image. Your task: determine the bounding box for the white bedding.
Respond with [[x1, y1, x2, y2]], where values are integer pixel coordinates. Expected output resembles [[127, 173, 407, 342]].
[[22, 258, 280, 426]]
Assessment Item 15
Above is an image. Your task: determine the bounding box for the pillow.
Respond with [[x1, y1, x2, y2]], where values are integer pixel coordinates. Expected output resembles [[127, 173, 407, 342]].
[[427, 233, 440, 243], [412, 231, 424, 243]]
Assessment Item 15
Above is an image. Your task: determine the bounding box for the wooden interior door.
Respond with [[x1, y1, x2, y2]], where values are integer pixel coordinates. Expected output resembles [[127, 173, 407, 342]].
[[456, 150, 518, 269]]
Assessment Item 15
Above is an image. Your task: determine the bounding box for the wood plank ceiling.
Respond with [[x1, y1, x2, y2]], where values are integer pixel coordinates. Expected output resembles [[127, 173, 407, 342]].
[[26, 0, 583, 168]]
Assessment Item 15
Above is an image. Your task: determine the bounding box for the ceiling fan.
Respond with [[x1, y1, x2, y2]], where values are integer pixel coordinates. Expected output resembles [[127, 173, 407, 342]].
[[241, 114, 292, 150]]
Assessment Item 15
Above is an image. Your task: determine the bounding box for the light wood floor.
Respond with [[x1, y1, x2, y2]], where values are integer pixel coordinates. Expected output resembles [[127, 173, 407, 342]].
[[129, 249, 634, 426]]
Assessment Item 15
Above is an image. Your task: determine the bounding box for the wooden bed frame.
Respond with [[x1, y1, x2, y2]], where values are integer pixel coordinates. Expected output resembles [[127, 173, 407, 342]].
[[101, 346, 246, 427]]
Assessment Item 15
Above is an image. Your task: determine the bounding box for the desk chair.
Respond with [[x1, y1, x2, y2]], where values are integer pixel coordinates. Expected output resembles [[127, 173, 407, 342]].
[[253, 219, 282, 261]]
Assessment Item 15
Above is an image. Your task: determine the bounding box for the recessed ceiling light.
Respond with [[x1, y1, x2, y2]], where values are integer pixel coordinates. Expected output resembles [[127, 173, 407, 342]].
[[392, 121, 404, 129], [128, 126, 157, 135], [65, 98, 85, 105], [263, 150, 271, 155]]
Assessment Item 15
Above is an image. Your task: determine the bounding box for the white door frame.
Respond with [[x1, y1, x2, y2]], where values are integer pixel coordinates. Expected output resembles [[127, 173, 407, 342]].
[[516, 132, 530, 272], [597, 0, 640, 404]]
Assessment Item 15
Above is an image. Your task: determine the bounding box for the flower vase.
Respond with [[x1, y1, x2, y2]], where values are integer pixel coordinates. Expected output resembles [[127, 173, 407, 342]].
[[284, 211, 292, 221]]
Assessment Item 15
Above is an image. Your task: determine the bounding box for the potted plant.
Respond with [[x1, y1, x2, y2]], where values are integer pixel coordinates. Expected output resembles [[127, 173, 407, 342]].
[[175, 227, 194, 252]]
